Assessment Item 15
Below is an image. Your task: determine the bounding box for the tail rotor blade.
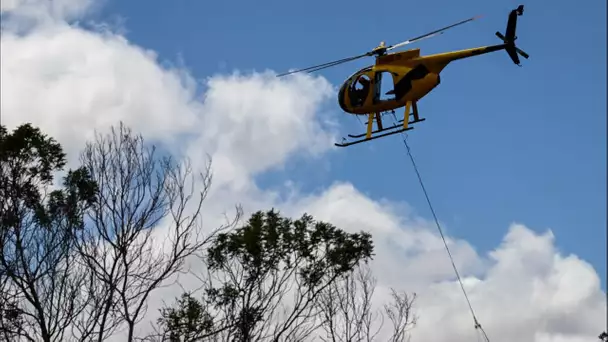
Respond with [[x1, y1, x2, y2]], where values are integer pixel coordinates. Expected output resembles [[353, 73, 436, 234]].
[[516, 47, 529, 59], [495, 6, 529, 64]]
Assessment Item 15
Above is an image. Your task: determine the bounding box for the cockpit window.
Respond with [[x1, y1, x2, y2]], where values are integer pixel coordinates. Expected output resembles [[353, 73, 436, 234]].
[[349, 74, 372, 107]]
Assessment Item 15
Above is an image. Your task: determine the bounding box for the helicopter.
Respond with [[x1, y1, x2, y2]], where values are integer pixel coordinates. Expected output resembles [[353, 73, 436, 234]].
[[277, 5, 529, 147]]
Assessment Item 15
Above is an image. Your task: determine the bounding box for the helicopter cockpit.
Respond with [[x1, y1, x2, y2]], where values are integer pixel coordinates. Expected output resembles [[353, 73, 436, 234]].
[[339, 66, 398, 112], [350, 74, 372, 107]]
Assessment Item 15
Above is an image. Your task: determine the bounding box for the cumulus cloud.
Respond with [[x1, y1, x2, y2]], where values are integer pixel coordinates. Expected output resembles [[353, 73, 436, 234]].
[[279, 184, 605, 342], [1, 2, 605, 342], [282, 182, 486, 286], [0, 17, 336, 189], [1, 22, 202, 159], [187, 71, 336, 191], [1, 0, 97, 24]]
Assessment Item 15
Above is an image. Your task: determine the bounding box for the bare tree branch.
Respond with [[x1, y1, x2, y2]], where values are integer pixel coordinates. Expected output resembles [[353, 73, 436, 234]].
[[317, 264, 417, 342], [384, 290, 417, 342], [73, 122, 232, 341], [317, 265, 382, 342]]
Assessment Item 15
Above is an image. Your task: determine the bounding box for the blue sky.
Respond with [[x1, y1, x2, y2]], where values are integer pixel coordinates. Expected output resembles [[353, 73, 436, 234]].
[[92, 0, 606, 285]]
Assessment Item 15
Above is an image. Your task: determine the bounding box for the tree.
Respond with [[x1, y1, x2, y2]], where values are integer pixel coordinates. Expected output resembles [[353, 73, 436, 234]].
[[155, 267, 418, 342], [316, 264, 417, 342], [1, 122, 416, 342], [383, 289, 417, 342], [153, 292, 217, 342], [316, 265, 381, 342], [156, 209, 375, 342], [0, 124, 97, 342], [72, 123, 238, 342]]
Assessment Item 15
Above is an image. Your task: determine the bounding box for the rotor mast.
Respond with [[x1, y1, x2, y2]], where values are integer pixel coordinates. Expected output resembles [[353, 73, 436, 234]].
[[372, 41, 388, 58]]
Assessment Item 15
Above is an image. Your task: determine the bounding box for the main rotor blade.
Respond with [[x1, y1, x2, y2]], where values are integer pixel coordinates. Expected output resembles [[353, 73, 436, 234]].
[[276, 13, 482, 77], [386, 15, 483, 51], [276, 52, 369, 77]]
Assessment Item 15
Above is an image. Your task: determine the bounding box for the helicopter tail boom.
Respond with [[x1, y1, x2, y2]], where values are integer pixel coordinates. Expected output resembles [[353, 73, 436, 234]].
[[406, 5, 529, 70]]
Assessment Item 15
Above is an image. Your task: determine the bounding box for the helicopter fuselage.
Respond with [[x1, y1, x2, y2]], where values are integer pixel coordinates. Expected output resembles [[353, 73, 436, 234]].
[[338, 43, 508, 115]]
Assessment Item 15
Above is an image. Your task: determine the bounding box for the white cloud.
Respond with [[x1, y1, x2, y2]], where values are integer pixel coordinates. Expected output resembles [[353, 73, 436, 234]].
[[281, 182, 486, 287], [1, 22, 202, 160], [1, 3, 605, 342], [0, 18, 336, 189], [278, 184, 606, 342], [1, 0, 97, 23], [187, 71, 336, 191]]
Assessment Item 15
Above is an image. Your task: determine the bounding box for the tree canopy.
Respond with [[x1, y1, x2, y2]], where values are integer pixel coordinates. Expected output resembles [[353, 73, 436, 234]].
[[0, 124, 97, 342], [0, 123, 417, 342]]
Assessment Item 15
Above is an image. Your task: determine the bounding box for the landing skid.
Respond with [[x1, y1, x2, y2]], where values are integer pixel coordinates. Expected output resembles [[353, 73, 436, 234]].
[[335, 101, 426, 147]]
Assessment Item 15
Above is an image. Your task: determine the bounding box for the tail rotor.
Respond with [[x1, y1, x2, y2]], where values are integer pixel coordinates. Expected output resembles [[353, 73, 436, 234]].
[[496, 5, 529, 66]]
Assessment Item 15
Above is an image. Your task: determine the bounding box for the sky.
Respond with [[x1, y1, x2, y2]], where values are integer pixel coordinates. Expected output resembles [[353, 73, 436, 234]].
[[0, 0, 606, 341]]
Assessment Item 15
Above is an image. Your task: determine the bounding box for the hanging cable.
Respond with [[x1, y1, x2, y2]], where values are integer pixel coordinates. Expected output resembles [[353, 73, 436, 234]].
[[389, 112, 490, 342]]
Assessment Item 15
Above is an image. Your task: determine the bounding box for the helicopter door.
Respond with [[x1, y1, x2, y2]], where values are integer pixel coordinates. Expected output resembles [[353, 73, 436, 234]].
[[374, 71, 397, 102]]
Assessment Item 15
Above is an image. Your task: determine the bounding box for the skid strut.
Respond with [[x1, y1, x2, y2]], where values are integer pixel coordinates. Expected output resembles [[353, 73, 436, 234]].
[[335, 101, 426, 147]]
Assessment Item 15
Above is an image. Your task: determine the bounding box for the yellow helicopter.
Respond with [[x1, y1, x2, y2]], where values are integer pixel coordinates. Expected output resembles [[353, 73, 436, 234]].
[[277, 5, 529, 147]]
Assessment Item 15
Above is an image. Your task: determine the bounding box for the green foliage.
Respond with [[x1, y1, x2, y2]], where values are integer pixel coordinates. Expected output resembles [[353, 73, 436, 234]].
[[206, 209, 374, 288], [158, 210, 375, 341], [0, 123, 97, 231], [157, 293, 215, 342], [45, 167, 98, 230], [0, 123, 65, 229], [0, 123, 98, 342], [0, 124, 66, 183], [201, 209, 374, 341]]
